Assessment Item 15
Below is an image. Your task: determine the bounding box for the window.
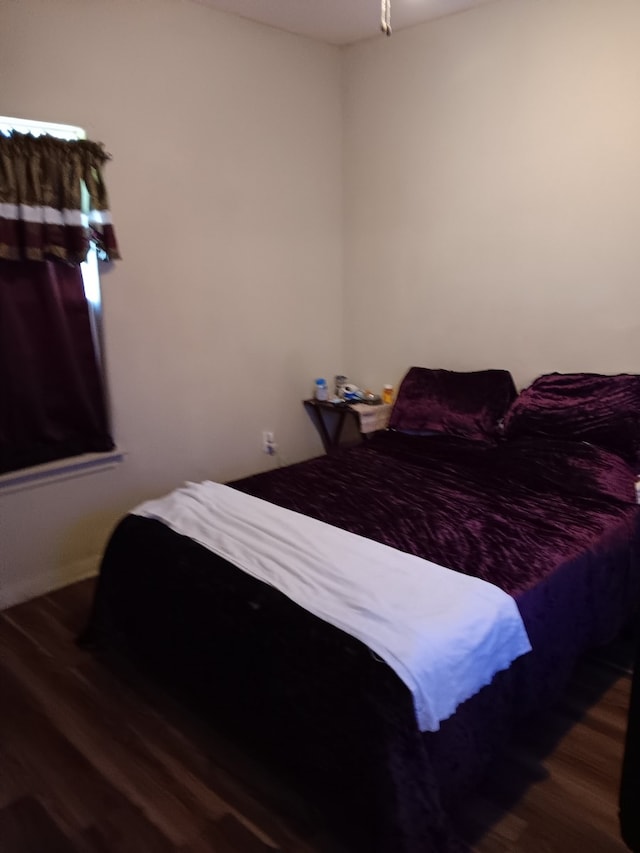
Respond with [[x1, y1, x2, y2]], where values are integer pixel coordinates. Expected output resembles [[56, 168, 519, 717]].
[[0, 116, 116, 480]]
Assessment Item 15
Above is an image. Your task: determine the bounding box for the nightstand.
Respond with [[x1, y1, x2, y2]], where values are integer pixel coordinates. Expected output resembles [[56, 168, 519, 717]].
[[303, 399, 392, 453]]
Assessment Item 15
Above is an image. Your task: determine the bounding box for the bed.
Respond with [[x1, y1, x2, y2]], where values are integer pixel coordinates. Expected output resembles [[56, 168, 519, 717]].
[[82, 369, 640, 853]]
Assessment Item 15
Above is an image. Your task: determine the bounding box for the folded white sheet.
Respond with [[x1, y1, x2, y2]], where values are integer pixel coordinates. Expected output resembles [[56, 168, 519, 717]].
[[133, 481, 531, 732]]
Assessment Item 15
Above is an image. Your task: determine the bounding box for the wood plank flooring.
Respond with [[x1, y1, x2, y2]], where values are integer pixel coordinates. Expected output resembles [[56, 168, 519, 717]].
[[0, 578, 633, 852]]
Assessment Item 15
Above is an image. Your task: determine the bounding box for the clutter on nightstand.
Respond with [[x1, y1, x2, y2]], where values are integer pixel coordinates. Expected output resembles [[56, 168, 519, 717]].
[[314, 378, 328, 401]]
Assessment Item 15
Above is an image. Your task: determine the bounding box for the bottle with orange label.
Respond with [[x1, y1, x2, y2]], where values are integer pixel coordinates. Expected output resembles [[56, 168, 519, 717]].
[[382, 384, 394, 405]]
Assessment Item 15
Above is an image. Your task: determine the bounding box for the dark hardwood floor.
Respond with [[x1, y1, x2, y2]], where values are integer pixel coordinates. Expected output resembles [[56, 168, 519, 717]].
[[0, 577, 633, 852]]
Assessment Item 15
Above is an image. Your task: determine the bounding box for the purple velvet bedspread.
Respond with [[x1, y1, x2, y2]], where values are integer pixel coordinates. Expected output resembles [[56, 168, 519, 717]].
[[83, 433, 640, 853]]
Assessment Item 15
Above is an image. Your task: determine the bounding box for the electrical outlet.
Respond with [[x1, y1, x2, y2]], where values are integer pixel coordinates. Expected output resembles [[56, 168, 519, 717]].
[[262, 431, 276, 454]]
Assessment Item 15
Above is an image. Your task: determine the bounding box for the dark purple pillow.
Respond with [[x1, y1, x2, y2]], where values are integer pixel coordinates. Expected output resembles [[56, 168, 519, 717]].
[[503, 372, 640, 464], [388, 367, 517, 442]]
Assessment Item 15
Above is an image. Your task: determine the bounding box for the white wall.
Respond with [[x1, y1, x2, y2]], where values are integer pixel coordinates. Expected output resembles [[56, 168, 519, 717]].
[[343, 0, 640, 393], [0, 0, 343, 607], [3, 0, 640, 608]]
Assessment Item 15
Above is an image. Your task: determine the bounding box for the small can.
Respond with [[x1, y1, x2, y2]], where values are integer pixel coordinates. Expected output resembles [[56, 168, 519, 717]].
[[335, 375, 348, 397], [382, 384, 394, 405]]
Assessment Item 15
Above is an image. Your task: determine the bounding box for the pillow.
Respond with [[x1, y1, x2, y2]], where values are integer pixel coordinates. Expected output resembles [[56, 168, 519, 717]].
[[388, 367, 517, 442], [502, 372, 640, 464]]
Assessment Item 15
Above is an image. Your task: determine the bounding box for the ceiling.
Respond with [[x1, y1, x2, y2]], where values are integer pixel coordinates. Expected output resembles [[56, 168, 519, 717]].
[[195, 0, 497, 46]]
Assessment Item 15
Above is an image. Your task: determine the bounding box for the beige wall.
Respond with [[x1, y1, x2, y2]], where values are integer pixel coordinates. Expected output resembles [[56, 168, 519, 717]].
[[343, 0, 640, 393], [3, 0, 640, 608], [0, 0, 343, 607]]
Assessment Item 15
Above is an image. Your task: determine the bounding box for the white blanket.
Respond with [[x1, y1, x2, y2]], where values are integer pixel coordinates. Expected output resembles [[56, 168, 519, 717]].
[[133, 481, 531, 732]]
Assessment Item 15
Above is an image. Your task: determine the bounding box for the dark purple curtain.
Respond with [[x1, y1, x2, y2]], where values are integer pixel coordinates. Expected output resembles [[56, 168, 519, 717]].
[[0, 259, 114, 474]]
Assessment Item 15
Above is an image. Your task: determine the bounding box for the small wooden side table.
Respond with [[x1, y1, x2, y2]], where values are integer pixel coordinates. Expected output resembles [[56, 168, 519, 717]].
[[303, 399, 392, 453]]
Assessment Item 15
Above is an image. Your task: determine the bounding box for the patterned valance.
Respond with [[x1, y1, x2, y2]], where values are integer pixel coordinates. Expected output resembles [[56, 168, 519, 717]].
[[0, 131, 120, 264]]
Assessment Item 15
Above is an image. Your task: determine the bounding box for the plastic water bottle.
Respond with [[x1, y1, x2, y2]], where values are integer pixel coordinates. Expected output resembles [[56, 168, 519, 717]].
[[315, 378, 328, 401]]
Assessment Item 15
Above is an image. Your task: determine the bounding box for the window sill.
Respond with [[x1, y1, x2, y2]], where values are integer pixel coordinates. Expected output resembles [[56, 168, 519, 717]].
[[0, 448, 126, 495]]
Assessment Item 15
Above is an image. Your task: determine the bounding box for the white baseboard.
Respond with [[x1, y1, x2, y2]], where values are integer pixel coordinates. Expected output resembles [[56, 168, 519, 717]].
[[0, 555, 100, 611]]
